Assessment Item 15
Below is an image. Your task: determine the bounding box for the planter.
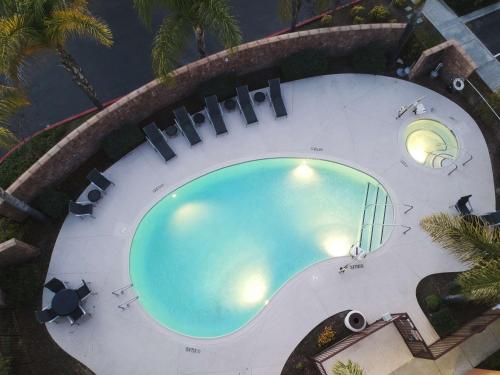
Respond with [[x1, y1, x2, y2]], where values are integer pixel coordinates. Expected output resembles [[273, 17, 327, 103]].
[[344, 310, 367, 332]]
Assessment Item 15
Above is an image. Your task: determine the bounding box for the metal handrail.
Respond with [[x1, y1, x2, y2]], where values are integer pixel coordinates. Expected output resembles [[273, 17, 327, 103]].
[[462, 155, 473, 166], [362, 223, 412, 234], [112, 284, 133, 296], [364, 203, 414, 214], [118, 296, 139, 310]]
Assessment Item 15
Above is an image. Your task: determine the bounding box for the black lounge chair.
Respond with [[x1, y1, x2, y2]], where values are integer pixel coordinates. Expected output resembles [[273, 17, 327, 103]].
[[480, 210, 500, 226], [76, 280, 92, 301], [205, 95, 228, 135], [87, 168, 114, 193], [174, 107, 201, 146], [44, 277, 66, 293], [268, 78, 287, 118], [69, 201, 94, 218], [455, 195, 472, 215], [68, 306, 87, 325], [143, 123, 176, 162], [35, 308, 58, 324], [236, 85, 258, 125]]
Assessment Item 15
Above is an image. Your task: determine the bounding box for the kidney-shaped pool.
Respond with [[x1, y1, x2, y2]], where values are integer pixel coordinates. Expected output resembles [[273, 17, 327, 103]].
[[130, 158, 393, 337]]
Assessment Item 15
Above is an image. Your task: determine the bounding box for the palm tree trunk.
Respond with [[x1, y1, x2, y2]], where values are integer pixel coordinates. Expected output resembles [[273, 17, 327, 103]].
[[56, 46, 104, 110], [0, 188, 46, 222], [290, 0, 301, 32], [194, 25, 206, 58]]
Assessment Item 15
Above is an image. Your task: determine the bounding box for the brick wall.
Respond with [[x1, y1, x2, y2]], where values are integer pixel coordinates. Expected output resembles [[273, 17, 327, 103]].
[[0, 24, 405, 220], [408, 40, 477, 81]]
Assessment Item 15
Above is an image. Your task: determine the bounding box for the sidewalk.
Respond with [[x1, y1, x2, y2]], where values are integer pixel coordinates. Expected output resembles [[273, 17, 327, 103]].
[[423, 0, 500, 91]]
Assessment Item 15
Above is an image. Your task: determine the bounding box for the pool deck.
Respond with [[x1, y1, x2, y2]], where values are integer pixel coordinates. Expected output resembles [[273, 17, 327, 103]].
[[44, 74, 496, 375]]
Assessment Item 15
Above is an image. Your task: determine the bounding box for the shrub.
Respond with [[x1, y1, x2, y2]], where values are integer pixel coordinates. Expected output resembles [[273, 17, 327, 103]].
[[31, 188, 70, 221], [196, 73, 239, 100], [351, 46, 387, 74], [320, 14, 333, 26], [430, 308, 458, 337], [278, 49, 330, 82], [353, 16, 365, 24], [0, 357, 10, 375], [0, 260, 42, 307], [350, 5, 365, 17], [101, 123, 145, 161], [369, 5, 391, 22], [317, 325, 335, 347], [0, 217, 25, 243], [392, 0, 406, 8], [425, 294, 441, 312]]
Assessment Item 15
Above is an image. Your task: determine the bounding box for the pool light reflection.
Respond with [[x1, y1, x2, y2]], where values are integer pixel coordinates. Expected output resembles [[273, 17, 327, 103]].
[[293, 161, 315, 179]]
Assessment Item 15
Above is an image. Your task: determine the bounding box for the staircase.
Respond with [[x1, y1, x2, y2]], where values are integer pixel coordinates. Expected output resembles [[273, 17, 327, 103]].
[[359, 183, 394, 252]]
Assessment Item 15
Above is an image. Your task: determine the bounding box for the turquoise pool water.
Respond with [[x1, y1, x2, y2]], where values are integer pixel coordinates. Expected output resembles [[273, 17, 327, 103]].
[[130, 158, 392, 337]]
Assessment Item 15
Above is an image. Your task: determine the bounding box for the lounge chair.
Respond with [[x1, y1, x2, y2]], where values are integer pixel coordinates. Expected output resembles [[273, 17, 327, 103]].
[[268, 78, 287, 118], [76, 280, 92, 301], [480, 210, 500, 227], [236, 85, 258, 125], [68, 306, 87, 325], [174, 107, 201, 146], [69, 201, 94, 218], [86, 168, 114, 193], [205, 95, 228, 135], [143, 123, 176, 162], [44, 277, 66, 293], [455, 195, 472, 215], [35, 308, 59, 324]]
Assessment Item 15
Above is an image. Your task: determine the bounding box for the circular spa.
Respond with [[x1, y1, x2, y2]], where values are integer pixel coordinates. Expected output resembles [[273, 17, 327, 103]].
[[404, 119, 459, 168], [129, 158, 393, 337]]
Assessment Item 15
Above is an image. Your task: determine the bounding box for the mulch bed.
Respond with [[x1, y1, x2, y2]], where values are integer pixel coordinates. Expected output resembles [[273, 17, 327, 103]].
[[281, 310, 351, 375]]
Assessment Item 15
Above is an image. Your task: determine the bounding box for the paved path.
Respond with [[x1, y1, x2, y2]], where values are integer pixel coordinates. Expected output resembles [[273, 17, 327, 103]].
[[44, 74, 495, 375], [423, 0, 500, 92]]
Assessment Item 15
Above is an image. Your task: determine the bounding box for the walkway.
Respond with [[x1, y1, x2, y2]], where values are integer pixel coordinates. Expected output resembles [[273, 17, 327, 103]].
[[423, 0, 500, 91], [44, 74, 495, 375]]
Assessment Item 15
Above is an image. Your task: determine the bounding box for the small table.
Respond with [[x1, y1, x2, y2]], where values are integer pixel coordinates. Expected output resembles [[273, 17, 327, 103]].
[[87, 189, 101, 203], [253, 91, 266, 103], [51, 289, 80, 316], [165, 125, 178, 137], [193, 112, 205, 125], [224, 98, 236, 111]]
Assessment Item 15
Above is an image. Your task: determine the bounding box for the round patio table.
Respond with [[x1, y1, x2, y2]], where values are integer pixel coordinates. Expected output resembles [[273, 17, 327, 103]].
[[165, 126, 178, 137], [87, 189, 101, 203], [51, 289, 79, 316], [224, 98, 236, 111], [193, 112, 205, 125], [253, 91, 265, 103]]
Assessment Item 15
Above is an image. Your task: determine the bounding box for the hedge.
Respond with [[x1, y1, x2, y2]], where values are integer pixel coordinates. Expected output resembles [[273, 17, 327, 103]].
[[351, 46, 387, 74], [278, 49, 330, 82], [31, 188, 70, 221], [101, 123, 145, 161], [429, 308, 458, 337]]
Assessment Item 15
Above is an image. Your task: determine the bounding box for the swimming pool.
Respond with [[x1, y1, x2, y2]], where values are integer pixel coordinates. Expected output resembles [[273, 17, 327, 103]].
[[130, 158, 393, 337], [404, 119, 459, 168]]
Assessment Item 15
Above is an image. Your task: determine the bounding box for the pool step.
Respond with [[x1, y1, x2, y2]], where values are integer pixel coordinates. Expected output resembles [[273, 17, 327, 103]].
[[359, 183, 391, 252]]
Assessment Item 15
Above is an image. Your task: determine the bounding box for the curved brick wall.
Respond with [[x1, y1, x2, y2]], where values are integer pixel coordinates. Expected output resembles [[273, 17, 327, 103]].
[[1, 23, 405, 218]]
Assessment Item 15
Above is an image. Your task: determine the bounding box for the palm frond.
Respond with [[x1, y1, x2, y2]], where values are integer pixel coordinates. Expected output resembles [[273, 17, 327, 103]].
[[420, 213, 500, 264], [152, 15, 189, 83], [45, 9, 113, 47], [198, 0, 241, 49], [0, 84, 29, 127], [133, 0, 160, 26], [458, 260, 500, 304], [278, 0, 294, 21], [333, 360, 364, 375]]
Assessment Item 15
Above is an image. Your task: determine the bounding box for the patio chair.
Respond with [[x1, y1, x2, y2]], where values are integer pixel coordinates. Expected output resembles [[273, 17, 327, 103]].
[[455, 195, 472, 215], [268, 78, 287, 118], [68, 306, 88, 326], [44, 277, 66, 293], [236, 85, 258, 125], [76, 280, 92, 301], [69, 201, 94, 219], [86, 168, 114, 193], [174, 107, 201, 146], [205, 95, 228, 135], [35, 308, 59, 324], [480, 210, 500, 227], [143, 123, 176, 162]]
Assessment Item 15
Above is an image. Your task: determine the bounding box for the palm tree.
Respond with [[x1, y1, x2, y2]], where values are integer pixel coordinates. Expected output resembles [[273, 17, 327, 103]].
[[0, 84, 27, 150], [278, 0, 331, 32], [333, 359, 364, 375], [133, 0, 241, 82], [0, 0, 113, 109], [421, 213, 500, 304]]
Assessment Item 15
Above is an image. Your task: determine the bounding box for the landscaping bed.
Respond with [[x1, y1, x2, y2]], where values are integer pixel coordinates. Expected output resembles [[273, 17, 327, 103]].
[[477, 349, 500, 371], [281, 310, 351, 375], [416, 272, 491, 338], [442, 0, 498, 16]]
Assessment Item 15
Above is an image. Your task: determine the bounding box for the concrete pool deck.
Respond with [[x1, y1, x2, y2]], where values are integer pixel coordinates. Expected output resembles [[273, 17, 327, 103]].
[[44, 74, 495, 375]]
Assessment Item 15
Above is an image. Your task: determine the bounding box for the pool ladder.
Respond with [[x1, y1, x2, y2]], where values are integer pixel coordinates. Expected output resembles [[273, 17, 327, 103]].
[[112, 284, 139, 310]]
